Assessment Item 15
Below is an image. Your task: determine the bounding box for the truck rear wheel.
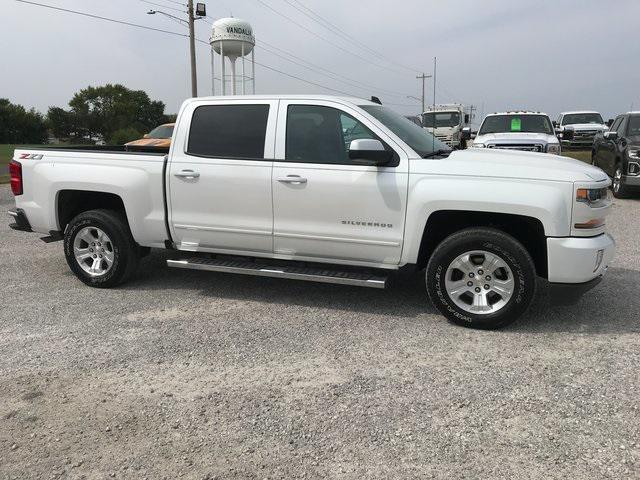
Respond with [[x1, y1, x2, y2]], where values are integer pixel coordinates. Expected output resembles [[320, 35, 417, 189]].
[[426, 227, 536, 329], [63, 209, 140, 288]]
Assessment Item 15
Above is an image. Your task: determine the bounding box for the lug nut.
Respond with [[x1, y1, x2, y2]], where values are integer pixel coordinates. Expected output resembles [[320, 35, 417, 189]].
[[478, 269, 484, 275], [475, 287, 481, 293], [92, 254, 97, 258], [99, 254, 103, 258], [89, 248, 94, 252], [484, 284, 490, 290], [467, 281, 473, 287], [469, 273, 475, 278], [485, 275, 491, 281]]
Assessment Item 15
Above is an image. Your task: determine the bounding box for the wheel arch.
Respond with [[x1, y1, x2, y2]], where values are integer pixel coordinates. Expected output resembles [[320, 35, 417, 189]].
[[414, 210, 548, 278], [56, 190, 130, 234]]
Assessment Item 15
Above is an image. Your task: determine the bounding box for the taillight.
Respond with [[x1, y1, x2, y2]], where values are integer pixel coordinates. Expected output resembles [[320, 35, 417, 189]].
[[9, 160, 23, 196]]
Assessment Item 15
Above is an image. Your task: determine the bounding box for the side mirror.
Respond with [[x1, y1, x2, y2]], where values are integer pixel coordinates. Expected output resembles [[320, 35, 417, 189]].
[[552, 121, 558, 128], [464, 114, 470, 124], [562, 128, 575, 140], [461, 127, 472, 140], [143, 133, 150, 139], [604, 131, 618, 141], [607, 119, 614, 127], [348, 139, 393, 166]]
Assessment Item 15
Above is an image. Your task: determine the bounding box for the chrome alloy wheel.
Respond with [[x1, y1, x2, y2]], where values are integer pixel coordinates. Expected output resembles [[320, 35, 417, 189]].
[[613, 167, 622, 193], [73, 227, 115, 277], [444, 250, 515, 315]]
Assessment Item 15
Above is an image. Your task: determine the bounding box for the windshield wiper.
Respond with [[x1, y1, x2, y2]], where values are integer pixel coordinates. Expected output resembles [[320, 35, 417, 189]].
[[422, 149, 452, 158]]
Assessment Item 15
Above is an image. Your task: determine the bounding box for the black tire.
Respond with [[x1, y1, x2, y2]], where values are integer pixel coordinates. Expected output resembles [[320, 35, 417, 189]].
[[63, 209, 140, 288], [612, 163, 630, 199], [426, 227, 536, 329]]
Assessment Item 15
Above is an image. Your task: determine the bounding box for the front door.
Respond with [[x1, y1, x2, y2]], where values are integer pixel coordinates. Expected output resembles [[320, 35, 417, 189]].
[[272, 101, 408, 266], [168, 100, 278, 254]]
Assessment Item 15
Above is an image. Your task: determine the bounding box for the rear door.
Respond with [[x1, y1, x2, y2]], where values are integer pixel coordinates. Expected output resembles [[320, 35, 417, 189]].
[[168, 99, 278, 254], [271, 100, 408, 266]]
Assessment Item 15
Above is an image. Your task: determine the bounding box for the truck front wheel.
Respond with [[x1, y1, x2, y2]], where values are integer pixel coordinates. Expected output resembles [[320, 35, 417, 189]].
[[426, 227, 536, 329], [63, 209, 140, 288]]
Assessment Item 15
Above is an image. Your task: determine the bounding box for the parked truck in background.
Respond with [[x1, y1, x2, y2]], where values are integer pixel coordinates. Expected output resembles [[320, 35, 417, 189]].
[[472, 111, 562, 154], [592, 112, 640, 198], [7, 95, 615, 330], [555, 111, 609, 148], [422, 104, 471, 149]]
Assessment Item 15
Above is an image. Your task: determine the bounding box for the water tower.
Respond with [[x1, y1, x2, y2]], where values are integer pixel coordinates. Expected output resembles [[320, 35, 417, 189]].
[[210, 18, 255, 95]]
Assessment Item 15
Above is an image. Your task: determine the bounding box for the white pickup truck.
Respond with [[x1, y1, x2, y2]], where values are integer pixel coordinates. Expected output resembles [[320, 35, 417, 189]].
[[7, 95, 615, 329]]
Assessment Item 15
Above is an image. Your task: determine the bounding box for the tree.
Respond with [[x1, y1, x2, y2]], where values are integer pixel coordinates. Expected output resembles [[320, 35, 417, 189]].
[[67, 84, 167, 142], [0, 99, 48, 144]]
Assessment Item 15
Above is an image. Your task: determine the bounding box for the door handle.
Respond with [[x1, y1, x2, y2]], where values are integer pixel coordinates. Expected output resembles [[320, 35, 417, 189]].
[[277, 175, 307, 184], [174, 169, 200, 179]]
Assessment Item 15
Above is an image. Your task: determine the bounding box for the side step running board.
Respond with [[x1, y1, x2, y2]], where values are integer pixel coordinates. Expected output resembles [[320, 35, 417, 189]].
[[167, 257, 387, 289]]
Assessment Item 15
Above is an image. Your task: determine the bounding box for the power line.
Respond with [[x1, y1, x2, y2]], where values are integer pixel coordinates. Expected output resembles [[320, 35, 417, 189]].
[[251, 0, 408, 78], [138, 0, 186, 14], [282, 0, 420, 74], [13, 0, 416, 109], [15, 0, 189, 38]]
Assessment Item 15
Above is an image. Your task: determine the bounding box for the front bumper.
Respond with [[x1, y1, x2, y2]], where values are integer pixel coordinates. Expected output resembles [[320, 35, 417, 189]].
[[547, 233, 615, 284], [8, 209, 32, 232], [622, 173, 640, 188]]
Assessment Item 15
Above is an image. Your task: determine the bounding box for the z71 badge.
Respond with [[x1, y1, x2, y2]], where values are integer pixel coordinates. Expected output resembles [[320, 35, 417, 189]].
[[19, 153, 43, 160]]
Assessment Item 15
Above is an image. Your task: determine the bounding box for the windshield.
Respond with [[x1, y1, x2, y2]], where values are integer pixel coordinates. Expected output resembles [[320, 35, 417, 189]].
[[422, 111, 461, 128], [562, 113, 604, 125], [360, 105, 450, 157], [479, 115, 554, 135], [147, 124, 174, 139]]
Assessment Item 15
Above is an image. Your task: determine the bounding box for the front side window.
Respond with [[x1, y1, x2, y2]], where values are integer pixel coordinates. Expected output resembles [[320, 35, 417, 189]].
[[285, 105, 383, 164], [187, 104, 269, 158], [561, 113, 604, 126], [609, 117, 623, 134], [422, 112, 461, 128], [479, 115, 554, 135], [360, 105, 450, 157]]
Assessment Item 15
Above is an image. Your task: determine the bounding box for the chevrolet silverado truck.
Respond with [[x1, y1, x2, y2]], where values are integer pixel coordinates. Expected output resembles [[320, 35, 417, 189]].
[[7, 95, 615, 329], [471, 111, 562, 154], [592, 111, 640, 198], [555, 111, 609, 148]]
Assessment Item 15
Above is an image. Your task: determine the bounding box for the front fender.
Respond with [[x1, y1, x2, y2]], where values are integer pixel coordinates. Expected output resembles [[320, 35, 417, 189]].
[[401, 175, 574, 264]]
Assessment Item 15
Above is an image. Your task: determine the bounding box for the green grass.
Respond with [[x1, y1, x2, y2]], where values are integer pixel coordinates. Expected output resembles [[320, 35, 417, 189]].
[[562, 149, 591, 164]]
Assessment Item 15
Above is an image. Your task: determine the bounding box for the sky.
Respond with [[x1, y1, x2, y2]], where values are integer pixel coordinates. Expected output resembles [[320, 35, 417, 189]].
[[1, 0, 639, 125]]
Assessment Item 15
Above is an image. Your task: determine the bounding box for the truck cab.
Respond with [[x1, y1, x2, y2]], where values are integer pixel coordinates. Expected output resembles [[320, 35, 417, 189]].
[[421, 104, 470, 149], [472, 111, 561, 155]]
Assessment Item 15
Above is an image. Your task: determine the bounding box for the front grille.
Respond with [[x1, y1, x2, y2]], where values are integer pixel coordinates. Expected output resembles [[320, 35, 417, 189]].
[[572, 130, 598, 140], [435, 134, 453, 146], [487, 144, 544, 152]]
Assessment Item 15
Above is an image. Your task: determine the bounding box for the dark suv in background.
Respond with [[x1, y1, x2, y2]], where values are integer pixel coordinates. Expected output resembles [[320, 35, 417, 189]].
[[592, 112, 640, 198]]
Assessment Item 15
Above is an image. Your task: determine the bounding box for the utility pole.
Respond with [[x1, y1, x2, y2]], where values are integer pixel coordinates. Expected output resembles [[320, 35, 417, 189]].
[[187, 0, 198, 97], [416, 73, 432, 114]]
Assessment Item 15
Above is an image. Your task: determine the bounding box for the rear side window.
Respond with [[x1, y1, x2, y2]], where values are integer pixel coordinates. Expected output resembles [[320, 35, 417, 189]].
[[187, 104, 269, 159]]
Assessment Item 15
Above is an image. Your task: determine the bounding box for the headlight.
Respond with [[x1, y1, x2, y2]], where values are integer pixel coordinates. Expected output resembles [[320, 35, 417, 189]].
[[576, 187, 610, 207], [627, 148, 640, 160], [472, 143, 485, 148], [628, 161, 640, 175], [547, 144, 561, 155]]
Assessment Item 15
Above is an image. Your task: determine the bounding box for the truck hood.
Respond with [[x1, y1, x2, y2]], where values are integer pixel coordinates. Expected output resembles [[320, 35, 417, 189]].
[[474, 132, 558, 145], [564, 123, 607, 132], [411, 148, 608, 183]]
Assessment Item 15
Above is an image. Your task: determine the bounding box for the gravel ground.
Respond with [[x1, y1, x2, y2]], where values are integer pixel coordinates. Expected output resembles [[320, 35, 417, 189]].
[[0, 184, 638, 480]]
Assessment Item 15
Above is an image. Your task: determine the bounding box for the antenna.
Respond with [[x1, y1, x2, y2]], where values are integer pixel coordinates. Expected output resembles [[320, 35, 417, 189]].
[[432, 57, 437, 151]]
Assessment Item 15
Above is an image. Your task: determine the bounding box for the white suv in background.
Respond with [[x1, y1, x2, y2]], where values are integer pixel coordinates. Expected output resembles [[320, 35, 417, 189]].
[[472, 111, 561, 154]]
